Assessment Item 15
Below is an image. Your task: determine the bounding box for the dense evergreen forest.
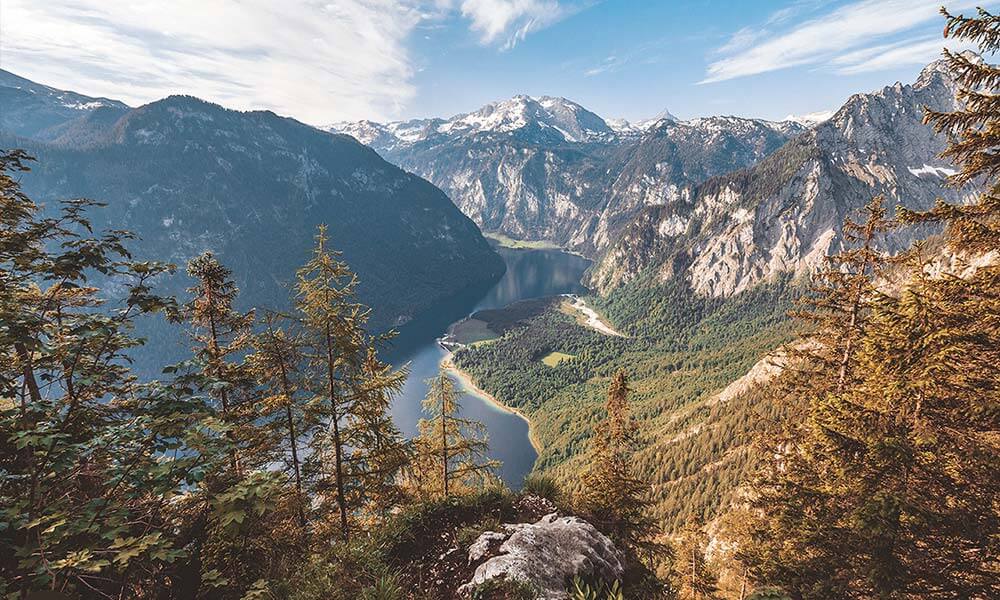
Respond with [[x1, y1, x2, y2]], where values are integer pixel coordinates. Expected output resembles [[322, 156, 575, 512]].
[[2, 7, 998, 600]]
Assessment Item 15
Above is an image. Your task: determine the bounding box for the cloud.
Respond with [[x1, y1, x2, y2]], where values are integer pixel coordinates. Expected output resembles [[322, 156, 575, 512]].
[[0, 0, 425, 124], [701, 0, 979, 84], [584, 55, 623, 77], [831, 36, 979, 75], [458, 0, 577, 50]]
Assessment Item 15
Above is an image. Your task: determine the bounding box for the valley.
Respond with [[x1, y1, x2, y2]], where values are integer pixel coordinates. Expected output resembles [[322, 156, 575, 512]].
[[4, 5, 998, 594]]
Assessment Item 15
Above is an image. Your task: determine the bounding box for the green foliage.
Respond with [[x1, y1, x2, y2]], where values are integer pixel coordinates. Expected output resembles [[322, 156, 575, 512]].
[[0, 149, 218, 597], [454, 274, 799, 532], [739, 12, 1000, 598], [470, 577, 538, 600], [522, 473, 564, 504], [570, 577, 626, 600]]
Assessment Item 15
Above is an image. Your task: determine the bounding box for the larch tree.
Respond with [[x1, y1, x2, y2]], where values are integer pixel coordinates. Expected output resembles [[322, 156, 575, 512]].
[[343, 345, 411, 523], [247, 312, 309, 528], [295, 224, 363, 540], [669, 518, 718, 600], [414, 370, 498, 499], [579, 370, 655, 556]]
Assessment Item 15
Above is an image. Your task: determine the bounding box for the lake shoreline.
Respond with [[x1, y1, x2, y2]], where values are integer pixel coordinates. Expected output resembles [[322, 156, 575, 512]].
[[440, 352, 543, 456]]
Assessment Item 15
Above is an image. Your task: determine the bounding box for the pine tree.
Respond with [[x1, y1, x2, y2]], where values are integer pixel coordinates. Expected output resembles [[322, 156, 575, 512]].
[[670, 519, 718, 600], [174, 252, 255, 475], [414, 370, 499, 499], [579, 370, 655, 555]]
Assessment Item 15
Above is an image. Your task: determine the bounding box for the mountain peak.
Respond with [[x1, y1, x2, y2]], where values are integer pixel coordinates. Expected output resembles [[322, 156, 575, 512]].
[[916, 50, 980, 90], [434, 94, 611, 142]]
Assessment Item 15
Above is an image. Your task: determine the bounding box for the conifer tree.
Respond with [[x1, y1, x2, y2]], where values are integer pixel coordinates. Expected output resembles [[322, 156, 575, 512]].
[[414, 371, 499, 499], [247, 312, 309, 528], [295, 225, 363, 540], [579, 370, 655, 554], [344, 346, 411, 521], [669, 519, 718, 600], [739, 9, 1000, 598], [175, 252, 255, 475]]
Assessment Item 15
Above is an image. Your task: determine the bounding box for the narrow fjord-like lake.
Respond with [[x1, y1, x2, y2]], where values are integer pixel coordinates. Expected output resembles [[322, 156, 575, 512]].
[[382, 246, 591, 488]]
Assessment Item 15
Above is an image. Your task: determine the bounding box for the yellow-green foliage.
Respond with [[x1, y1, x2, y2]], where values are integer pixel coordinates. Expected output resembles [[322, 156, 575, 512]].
[[484, 231, 562, 250], [454, 275, 799, 532], [542, 351, 575, 367]]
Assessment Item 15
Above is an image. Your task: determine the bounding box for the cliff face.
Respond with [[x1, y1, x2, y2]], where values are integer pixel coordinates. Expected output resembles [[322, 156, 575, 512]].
[[589, 58, 974, 296]]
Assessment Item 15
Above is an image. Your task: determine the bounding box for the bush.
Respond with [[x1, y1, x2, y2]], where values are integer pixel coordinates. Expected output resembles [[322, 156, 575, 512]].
[[522, 474, 563, 503]]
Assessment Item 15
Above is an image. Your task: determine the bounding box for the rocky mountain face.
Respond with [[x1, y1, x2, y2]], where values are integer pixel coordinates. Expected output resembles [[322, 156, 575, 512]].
[[589, 57, 974, 296], [0, 72, 505, 369], [330, 96, 804, 255]]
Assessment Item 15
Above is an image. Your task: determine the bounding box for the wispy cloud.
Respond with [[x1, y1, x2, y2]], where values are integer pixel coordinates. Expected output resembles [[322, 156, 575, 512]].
[[0, 0, 425, 124], [701, 0, 978, 84], [584, 54, 624, 77], [831, 36, 979, 74], [457, 0, 583, 50]]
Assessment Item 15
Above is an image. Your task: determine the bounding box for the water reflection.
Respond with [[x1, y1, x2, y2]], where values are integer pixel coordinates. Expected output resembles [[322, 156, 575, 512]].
[[382, 247, 591, 488]]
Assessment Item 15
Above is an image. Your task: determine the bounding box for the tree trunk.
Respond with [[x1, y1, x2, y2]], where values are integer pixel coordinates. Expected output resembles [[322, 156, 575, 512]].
[[441, 383, 449, 499], [325, 323, 349, 540], [206, 290, 239, 475]]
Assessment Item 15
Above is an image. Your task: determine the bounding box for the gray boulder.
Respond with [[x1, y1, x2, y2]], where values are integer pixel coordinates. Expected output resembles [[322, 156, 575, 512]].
[[459, 513, 623, 599]]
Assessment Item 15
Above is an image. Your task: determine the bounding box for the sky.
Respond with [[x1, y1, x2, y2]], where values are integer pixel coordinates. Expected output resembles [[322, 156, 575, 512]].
[[0, 0, 992, 126]]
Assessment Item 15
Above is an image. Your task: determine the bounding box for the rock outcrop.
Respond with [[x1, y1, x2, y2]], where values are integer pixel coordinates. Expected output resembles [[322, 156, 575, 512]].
[[459, 513, 623, 600]]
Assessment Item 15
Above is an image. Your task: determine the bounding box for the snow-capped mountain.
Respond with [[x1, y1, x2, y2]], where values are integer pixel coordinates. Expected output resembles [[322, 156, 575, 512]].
[[331, 97, 804, 254], [0, 69, 129, 141], [589, 56, 972, 296], [782, 109, 836, 128]]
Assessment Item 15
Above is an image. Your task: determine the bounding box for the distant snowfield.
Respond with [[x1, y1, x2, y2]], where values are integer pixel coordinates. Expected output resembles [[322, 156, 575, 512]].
[[908, 164, 958, 178]]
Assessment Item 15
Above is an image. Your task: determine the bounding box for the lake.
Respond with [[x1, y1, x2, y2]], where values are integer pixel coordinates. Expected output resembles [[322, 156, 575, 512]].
[[381, 246, 591, 488]]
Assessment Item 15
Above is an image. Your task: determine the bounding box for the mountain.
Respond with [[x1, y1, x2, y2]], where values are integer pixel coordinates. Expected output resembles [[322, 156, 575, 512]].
[[589, 57, 971, 295], [331, 97, 804, 255], [0, 72, 505, 368], [0, 70, 130, 141]]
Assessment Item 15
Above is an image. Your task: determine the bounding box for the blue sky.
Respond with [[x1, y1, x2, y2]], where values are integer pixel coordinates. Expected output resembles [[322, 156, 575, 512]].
[[1, 1, 991, 125]]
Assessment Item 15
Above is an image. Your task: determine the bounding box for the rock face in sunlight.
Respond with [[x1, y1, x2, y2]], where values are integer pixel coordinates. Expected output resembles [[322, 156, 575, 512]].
[[0, 71, 505, 371], [330, 96, 803, 255], [459, 513, 623, 600], [589, 56, 973, 296]]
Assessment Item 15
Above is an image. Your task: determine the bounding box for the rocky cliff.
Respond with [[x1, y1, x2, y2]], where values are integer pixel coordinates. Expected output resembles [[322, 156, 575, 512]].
[[589, 57, 975, 296], [331, 97, 804, 255]]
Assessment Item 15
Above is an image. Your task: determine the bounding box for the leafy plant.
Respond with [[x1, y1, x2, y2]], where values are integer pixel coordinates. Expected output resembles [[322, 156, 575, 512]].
[[569, 576, 625, 600]]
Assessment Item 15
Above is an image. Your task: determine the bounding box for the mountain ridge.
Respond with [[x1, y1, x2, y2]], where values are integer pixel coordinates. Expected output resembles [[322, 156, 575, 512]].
[[0, 71, 506, 371], [331, 95, 806, 256]]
